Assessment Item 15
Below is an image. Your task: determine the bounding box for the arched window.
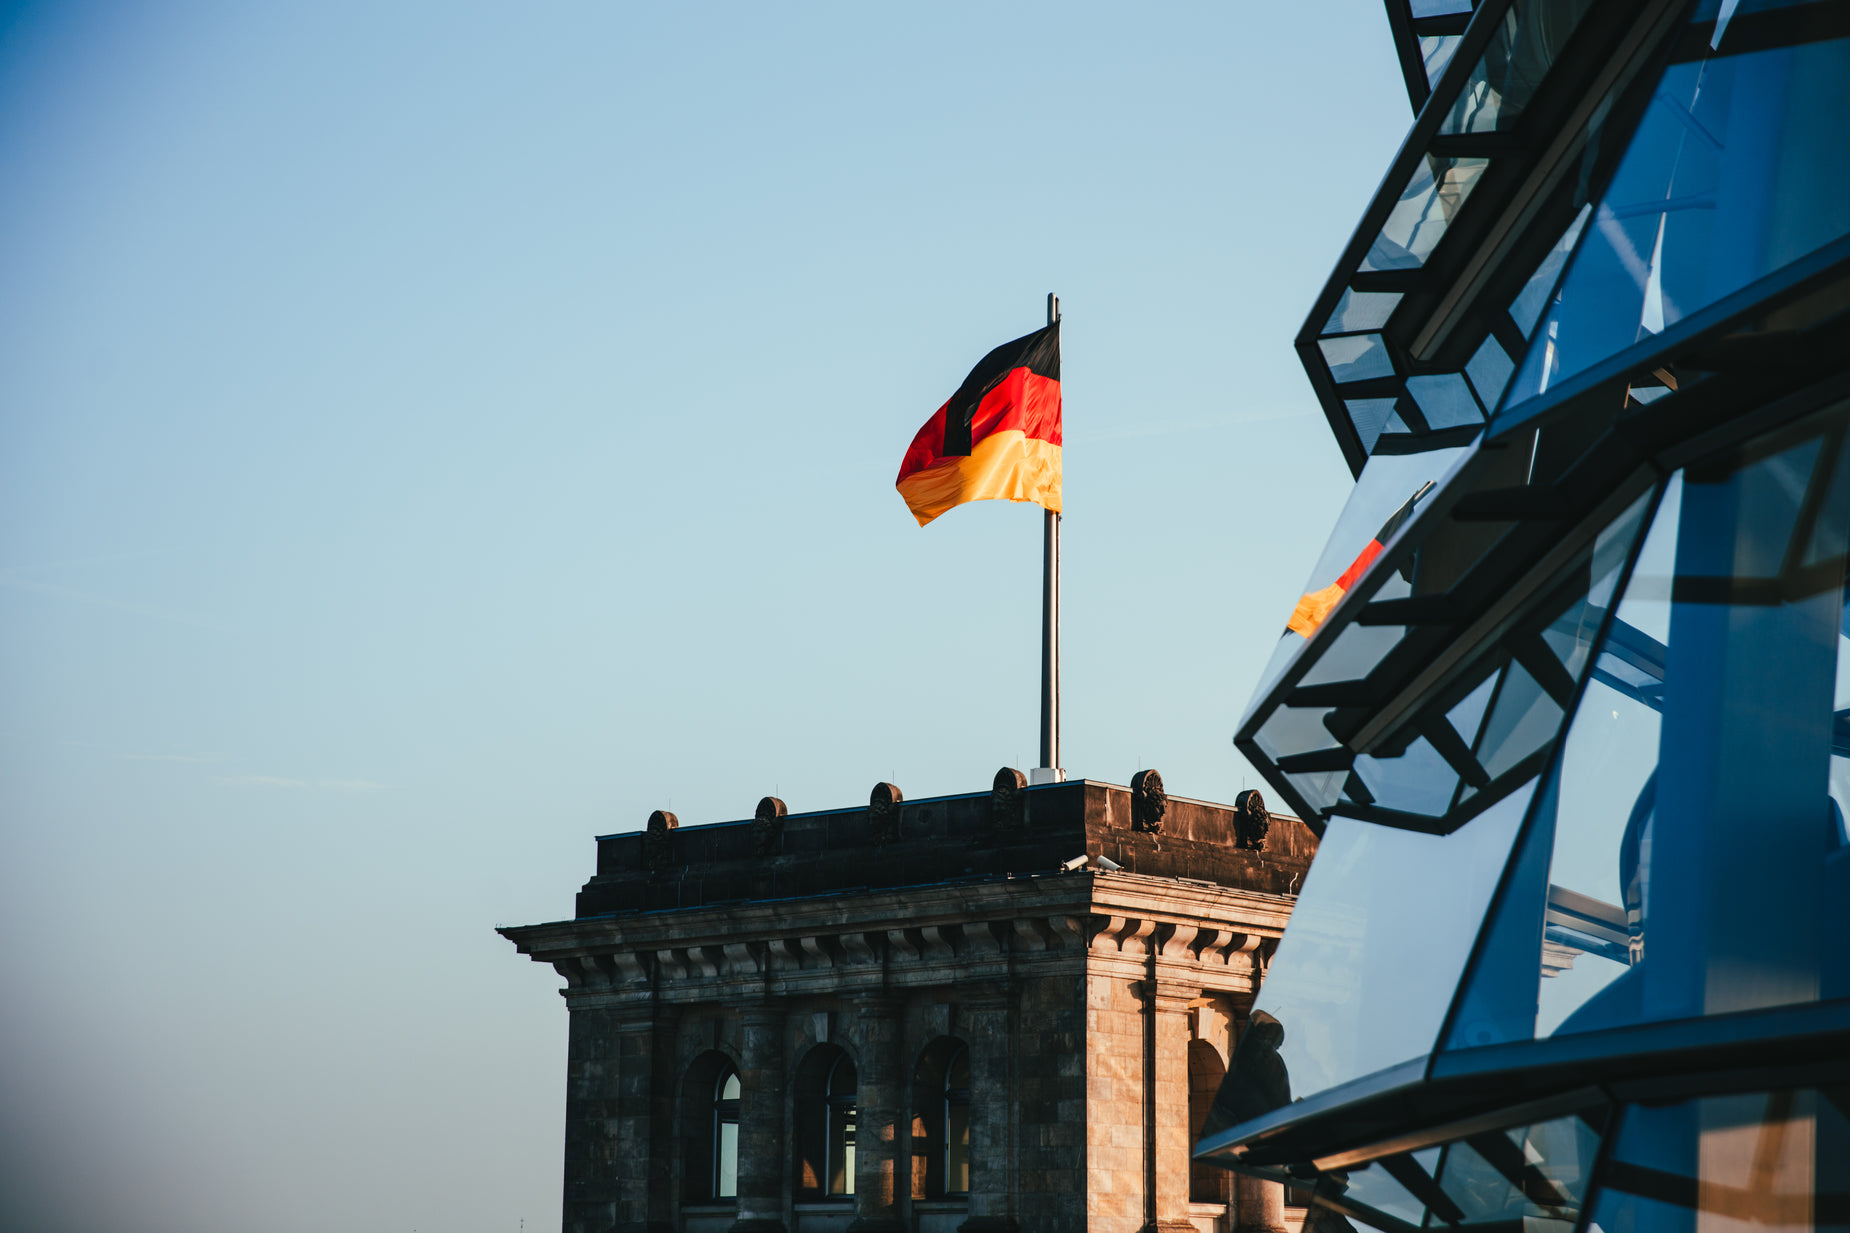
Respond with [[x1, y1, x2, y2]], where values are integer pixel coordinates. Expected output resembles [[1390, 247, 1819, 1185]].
[[1189, 1039, 1230, 1203], [794, 1044, 857, 1199], [681, 1050, 740, 1203], [910, 1036, 971, 1200], [715, 1068, 741, 1199]]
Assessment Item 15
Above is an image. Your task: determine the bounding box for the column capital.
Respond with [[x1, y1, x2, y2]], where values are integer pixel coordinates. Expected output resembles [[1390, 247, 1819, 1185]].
[[854, 992, 902, 1019], [738, 999, 787, 1029]]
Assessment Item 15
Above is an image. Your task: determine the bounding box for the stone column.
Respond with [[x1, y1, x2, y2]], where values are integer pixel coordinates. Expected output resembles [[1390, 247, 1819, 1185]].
[[849, 995, 905, 1233], [958, 994, 1017, 1233], [1235, 1175, 1287, 1233], [1146, 982, 1198, 1233], [732, 1002, 789, 1233]]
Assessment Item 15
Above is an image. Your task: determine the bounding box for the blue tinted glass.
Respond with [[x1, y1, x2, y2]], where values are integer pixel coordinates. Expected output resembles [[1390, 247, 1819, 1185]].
[[1322, 333, 1396, 383], [1248, 782, 1535, 1103], [1464, 335, 1515, 409], [1590, 1089, 1850, 1233], [1502, 36, 1850, 413], [1510, 206, 1590, 337], [1447, 418, 1850, 1049], [1349, 398, 1402, 451], [1408, 373, 1483, 429]]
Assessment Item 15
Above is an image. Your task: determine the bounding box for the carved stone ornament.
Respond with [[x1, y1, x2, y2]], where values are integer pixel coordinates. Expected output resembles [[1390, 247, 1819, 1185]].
[[867, 781, 903, 844], [753, 795, 787, 856], [991, 766, 1027, 831], [642, 808, 678, 871], [1131, 768, 1167, 834], [1234, 788, 1271, 851]]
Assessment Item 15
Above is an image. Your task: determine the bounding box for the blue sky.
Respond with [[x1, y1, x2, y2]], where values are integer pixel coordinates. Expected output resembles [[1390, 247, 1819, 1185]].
[[0, 4, 1407, 1229]]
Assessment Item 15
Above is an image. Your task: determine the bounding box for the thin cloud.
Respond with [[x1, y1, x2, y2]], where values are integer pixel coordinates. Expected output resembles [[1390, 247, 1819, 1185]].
[[208, 775, 387, 792], [212, 775, 308, 789]]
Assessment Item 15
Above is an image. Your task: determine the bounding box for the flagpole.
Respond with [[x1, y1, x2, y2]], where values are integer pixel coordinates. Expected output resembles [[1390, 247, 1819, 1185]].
[[1038, 292, 1062, 783]]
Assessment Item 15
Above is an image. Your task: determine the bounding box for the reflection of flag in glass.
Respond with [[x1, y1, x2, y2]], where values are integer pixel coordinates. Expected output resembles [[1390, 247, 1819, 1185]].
[[1286, 482, 1433, 637], [896, 322, 1061, 527]]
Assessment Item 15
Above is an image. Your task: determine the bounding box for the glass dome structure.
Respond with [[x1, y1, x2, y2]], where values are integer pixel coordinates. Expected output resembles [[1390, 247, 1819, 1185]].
[[1202, 0, 1850, 1228]]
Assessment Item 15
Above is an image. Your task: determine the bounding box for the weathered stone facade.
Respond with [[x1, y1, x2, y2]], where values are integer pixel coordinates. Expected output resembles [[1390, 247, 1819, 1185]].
[[502, 776, 1316, 1233]]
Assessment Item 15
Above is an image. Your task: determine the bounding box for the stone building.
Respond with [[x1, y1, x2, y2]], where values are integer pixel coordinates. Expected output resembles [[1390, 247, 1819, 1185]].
[[502, 771, 1317, 1233]]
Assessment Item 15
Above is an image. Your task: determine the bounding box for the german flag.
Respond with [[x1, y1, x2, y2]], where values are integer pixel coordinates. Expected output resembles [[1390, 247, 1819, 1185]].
[[896, 322, 1061, 527], [1287, 481, 1434, 637]]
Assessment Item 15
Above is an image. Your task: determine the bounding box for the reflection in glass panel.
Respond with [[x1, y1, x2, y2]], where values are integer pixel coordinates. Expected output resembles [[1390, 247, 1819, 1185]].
[[1411, 0, 1471, 16], [1353, 735, 1459, 816], [1434, 1113, 1602, 1231], [1326, 289, 1404, 334], [1503, 34, 1850, 412], [1257, 704, 1341, 761], [1243, 782, 1534, 1105], [1322, 333, 1397, 383], [1328, 1158, 1429, 1227], [1448, 417, 1850, 1049], [1407, 373, 1483, 429], [1511, 205, 1591, 337], [1361, 156, 1489, 271], [1422, 35, 1462, 89], [1590, 1089, 1850, 1233], [1438, 0, 1597, 135], [1300, 622, 1407, 688]]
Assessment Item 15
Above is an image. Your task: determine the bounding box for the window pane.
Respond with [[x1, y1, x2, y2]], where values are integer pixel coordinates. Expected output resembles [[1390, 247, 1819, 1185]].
[[1407, 372, 1483, 429], [1326, 289, 1404, 334], [1437, 0, 1598, 135], [1361, 155, 1489, 271], [1321, 333, 1397, 383], [1447, 418, 1850, 1049], [947, 1102, 970, 1194], [1502, 36, 1850, 414], [718, 1121, 738, 1198], [1241, 781, 1535, 1105], [1590, 1089, 1850, 1233]]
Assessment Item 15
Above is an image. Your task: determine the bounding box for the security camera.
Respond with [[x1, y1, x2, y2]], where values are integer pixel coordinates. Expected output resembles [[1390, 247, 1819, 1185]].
[[1095, 854, 1123, 872], [1060, 854, 1088, 871]]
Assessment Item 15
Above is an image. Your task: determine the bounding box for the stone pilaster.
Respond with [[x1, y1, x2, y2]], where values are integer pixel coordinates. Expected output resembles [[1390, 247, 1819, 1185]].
[[958, 994, 1017, 1233], [562, 1005, 622, 1233], [1146, 982, 1199, 1233], [612, 1001, 677, 1233], [732, 1002, 789, 1233], [848, 995, 904, 1233]]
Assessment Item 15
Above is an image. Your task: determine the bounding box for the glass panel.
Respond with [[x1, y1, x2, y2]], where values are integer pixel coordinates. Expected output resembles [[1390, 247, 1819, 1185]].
[[1361, 155, 1490, 271], [1502, 34, 1850, 412], [1422, 34, 1463, 89], [1352, 735, 1460, 815], [1411, 0, 1471, 16], [1447, 418, 1850, 1049], [1322, 333, 1397, 383], [1464, 335, 1515, 409], [1438, 0, 1598, 135], [1511, 206, 1591, 337], [1590, 1089, 1850, 1233], [1408, 373, 1484, 429], [1434, 1113, 1602, 1230], [1350, 398, 1403, 452], [1327, 289, 1405, 334], [1238, 782, 1535, 1105], [1329, 1158, 1430, 1227], [1301, 623, 1408, 688], [719, 1121, 739, 1197]]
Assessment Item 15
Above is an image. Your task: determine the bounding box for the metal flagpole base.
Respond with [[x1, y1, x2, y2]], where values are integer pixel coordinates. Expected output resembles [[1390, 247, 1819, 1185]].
[[1027, 767, 1066, 785]]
